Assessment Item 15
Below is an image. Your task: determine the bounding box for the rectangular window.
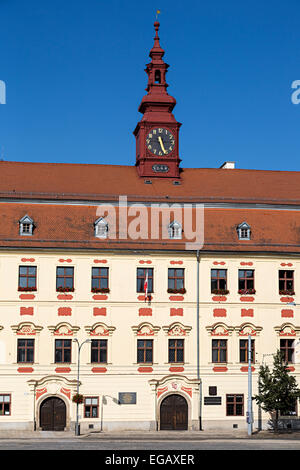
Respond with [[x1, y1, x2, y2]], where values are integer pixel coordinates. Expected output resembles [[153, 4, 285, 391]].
[[238, 270, 255, 293], [168, 268, 185, 292], [56, 267, 74, 291], [84, 397, 99, 418], [18, 266, 37, 291], [137, 268, 153, 293], [239, 339, 255, 363], [0, 395, 11, 416], [91, 267, 109, 292], [55, 339, 72, 363], [226, 394, 244, 416], [212, 339, 227, 363], [280, 339, 294, 363], [168, 339, 184, 363], [211, 269, 228, 293], [279, 270, 294, 294], [17, 339, 34, 363], [137, 339, 153, 363], [91, 340, 107, 363]]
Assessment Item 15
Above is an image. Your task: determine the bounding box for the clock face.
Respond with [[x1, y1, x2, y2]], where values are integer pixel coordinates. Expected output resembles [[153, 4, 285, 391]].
[[146, 128, 175, 156]]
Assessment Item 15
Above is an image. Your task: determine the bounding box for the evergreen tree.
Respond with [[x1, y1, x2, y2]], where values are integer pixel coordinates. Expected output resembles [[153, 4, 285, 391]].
[[254, 350, 300, 432]]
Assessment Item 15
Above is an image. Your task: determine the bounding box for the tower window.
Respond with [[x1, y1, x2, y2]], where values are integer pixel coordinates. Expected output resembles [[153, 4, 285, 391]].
[[154, 70, 161, 84]]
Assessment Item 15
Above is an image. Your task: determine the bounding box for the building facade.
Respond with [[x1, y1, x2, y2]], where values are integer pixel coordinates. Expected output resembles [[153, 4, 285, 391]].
[[1, 22, 300, 432]]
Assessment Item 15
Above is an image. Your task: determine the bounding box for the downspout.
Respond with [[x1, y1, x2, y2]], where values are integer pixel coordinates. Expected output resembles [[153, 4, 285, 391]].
[[197, 249, 202, 430]]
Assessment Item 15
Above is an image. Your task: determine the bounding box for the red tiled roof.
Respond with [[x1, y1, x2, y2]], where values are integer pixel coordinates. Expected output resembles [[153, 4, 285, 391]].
[[1, 160, 300, 205]]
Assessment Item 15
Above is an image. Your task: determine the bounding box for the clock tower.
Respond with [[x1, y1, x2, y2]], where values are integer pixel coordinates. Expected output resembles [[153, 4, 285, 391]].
[[134, 21, 182, 178]]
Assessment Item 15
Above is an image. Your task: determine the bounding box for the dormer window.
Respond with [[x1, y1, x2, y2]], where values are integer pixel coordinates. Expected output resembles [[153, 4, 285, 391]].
[[237, 222, 251, 241], [19, 215, 34, 236], [168, 221, 182, 240], [94, 217, 109, 239]]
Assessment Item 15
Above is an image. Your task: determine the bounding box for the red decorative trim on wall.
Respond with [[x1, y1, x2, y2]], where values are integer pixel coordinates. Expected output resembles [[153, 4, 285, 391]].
[[93, 294, 108, 300], [57, 294, 73, 300], [36, 387, 47, 400], [170, 308, 183, 316], [280, 297, 294, 303], [21, 258, 35, 263], [240, 296, 254, 302], [17, 367, 34, 373], [281, 309, 294, 318], [58, 259, 72, 263], [281, 263, 293, 267], [170, 261, 183, 265], [241, 309, 254, 317], [169, 296, 184, 301], [55, 367, 71, 373], [213, 366, 228, 372], [60, 387, 71, 400], [240, 366, 255, 372], [20, 307, 34, 316], [58, 307, 72, 316], [93, 307, 107, 316], [91, 367, 107, 373], [240, 262, 253, 266], [138, 367, 153, 373], [93, 259, 107, 263], [181, 386, 192, 398], [157, 386, 168, 398], [213, 308, 227, 317], [169, 366, 184, 372], [139, 308, 152, 316], [212, 296, 227, 302], [213, 261, 226, 265], [139, 260, 152, 264], [19, 294, 35, 300], [138, 295, 152, 301]]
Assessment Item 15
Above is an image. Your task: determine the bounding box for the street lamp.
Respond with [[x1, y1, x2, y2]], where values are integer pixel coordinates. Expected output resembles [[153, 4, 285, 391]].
[[73, 338, 91, 436]]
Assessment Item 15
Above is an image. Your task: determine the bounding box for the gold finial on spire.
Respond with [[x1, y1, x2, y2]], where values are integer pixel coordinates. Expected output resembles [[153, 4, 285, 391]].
[[156, 9, 161, 21]]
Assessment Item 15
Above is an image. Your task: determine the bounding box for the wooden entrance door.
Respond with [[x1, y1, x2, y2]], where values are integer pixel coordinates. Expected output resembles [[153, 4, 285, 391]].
[[160, 394, 188, 430], [40, 397, 66, 431]]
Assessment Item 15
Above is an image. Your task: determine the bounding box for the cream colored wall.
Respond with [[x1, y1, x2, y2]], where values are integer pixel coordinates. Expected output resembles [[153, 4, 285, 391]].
[[0, 251, 299, 430]]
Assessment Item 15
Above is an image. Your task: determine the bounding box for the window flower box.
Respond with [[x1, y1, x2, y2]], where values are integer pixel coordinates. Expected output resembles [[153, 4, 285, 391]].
[[238, 289, 256, 295], [91, 287, 110, 294], [167, 288, 186, 294], [18, 287, 37, 292], [279, 290, 295, 296], [56, 287, 75, 293], [211, 289, 229, 295]]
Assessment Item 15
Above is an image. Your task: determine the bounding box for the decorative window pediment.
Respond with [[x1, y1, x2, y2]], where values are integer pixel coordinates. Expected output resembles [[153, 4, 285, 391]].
[[48, 323, 79, 336], [12, 322, 43, 336], [168, 221, 182, 240], [19, 215, 34, 236], [132, 322, 160, 336], [206, 323, 234, 336], [162, 322, 192, 336], [237, 222, 251, 241], [94, 217, 109, 239], [275, 323, 300, 337], [85, 322, 115, 337], [235, 323, 262, 337]]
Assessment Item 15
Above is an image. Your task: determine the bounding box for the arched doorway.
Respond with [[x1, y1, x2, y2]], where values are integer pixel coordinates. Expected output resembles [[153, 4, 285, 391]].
[[40, 397, 66, 431], [160, 394, 188, 430]]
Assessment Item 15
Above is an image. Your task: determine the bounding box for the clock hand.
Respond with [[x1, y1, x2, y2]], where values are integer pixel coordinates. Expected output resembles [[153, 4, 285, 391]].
[[158, 136, 167, 154]]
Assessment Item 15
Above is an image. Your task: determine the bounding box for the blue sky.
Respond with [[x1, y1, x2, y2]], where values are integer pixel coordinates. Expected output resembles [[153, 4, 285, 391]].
[[0, 0, 300, 171]]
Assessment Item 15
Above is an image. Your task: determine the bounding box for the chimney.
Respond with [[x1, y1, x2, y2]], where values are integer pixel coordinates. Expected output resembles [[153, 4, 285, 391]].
[[220, 161, 235, 169]]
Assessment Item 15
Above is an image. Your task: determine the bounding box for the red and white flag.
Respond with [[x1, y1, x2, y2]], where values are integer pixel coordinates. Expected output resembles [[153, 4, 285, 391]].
[[144, 270, 148, 300]]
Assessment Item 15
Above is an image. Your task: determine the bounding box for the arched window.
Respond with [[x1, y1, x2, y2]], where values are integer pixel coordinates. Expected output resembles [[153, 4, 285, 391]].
[[154, 70, 161, 84]]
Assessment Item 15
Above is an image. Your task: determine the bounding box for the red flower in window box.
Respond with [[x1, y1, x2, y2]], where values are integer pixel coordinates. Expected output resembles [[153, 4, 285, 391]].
[[72, 393, 84, 404], [238, 289, 256, 295], [167, 288, 186, 294], [56, 286, 75, 293], [18, 286, 37, 292], [212, 289, 229, 295], [91, 287, 110, 294], [279, 290, 295, 295]]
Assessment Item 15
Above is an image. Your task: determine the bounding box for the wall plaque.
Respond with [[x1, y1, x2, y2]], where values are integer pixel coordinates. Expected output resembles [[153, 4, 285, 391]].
[[204, 397, 222, 405], [118, 393, 137, 405]]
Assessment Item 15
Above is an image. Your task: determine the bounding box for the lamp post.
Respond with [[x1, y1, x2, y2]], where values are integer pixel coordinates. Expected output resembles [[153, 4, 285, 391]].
[[73, 338, 91, 436], [247, 335, 253, 435]]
